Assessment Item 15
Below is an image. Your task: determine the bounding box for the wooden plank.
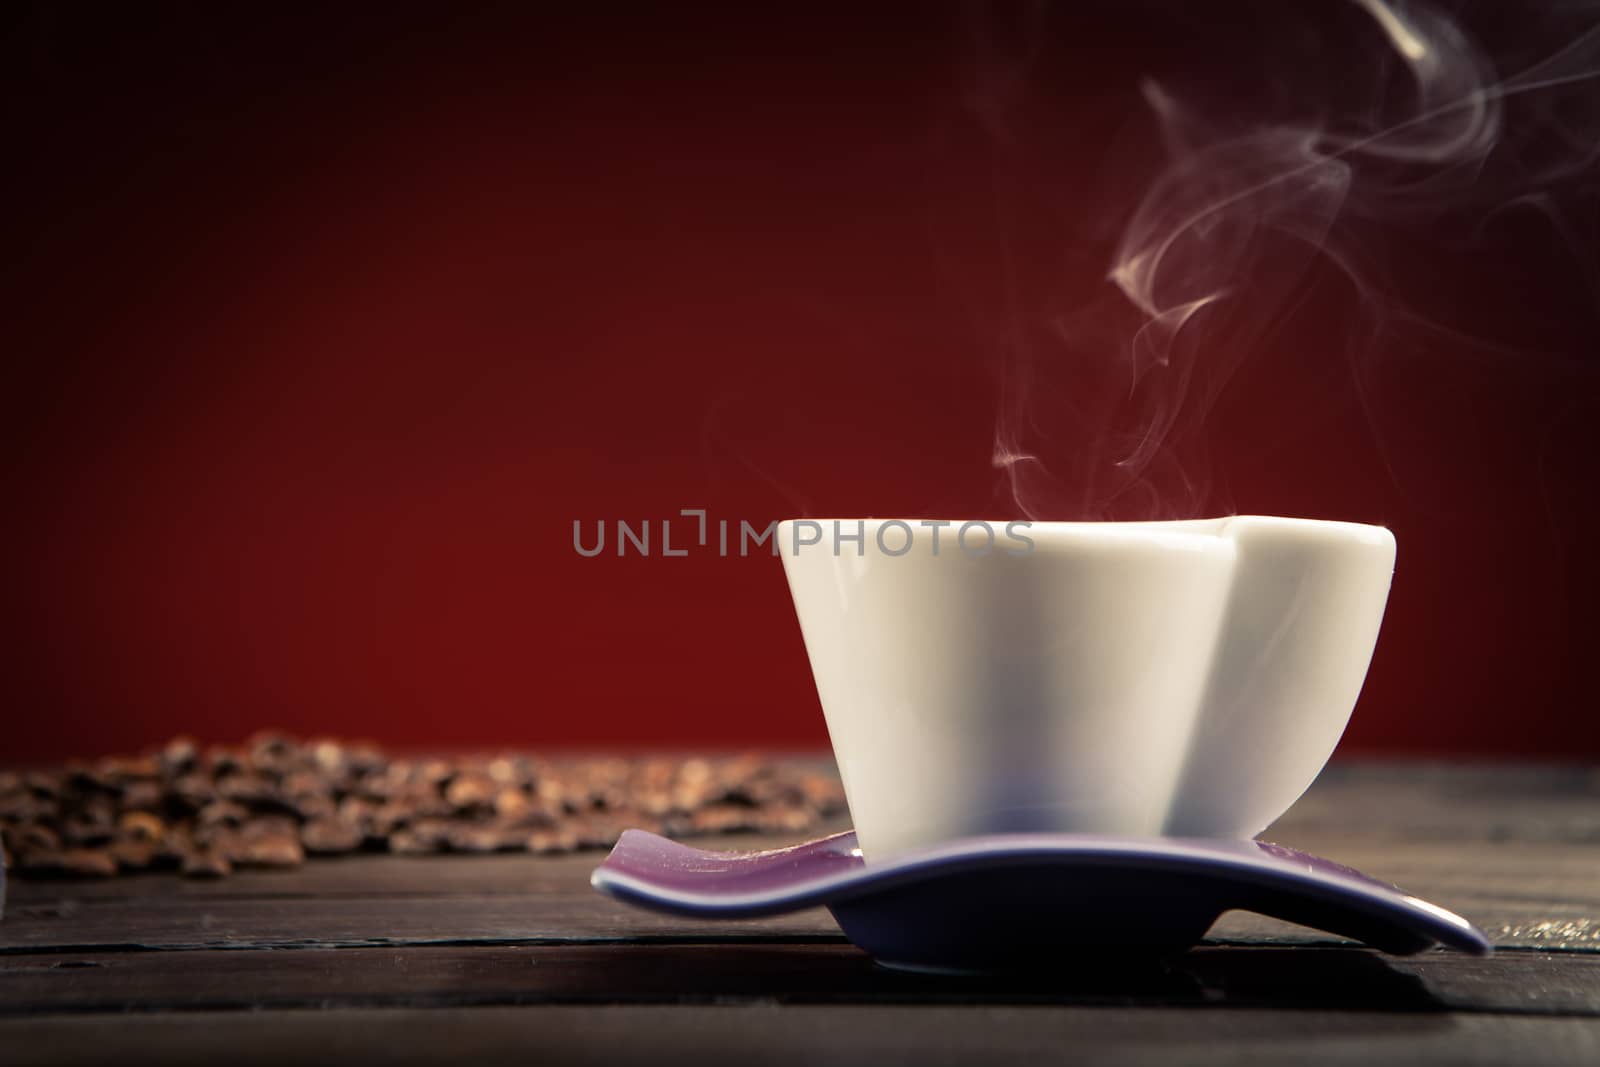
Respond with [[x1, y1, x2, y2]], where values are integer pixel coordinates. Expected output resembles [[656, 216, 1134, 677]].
[[3, 1004, 1599, 1067], [1271, 764, 1600, 844], [2, 763, 1595, 1066], [5, 835, 1595, 952], [0, 890, 841, 952], [1, 943, 1597, 1017], [2, 765, 1596, 953]]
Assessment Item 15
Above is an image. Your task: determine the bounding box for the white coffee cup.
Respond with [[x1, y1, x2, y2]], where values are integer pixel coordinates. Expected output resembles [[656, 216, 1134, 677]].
[[778, 516, 1395, 859]]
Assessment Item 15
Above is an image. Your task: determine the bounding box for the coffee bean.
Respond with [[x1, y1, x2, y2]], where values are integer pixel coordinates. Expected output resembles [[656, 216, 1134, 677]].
[[279, 770, 326, 798], [216, 773, 275, 805], [60, 814, 116, 847], [4, 737, 846, 879], [689, 803, 762, 835], [11, 824, 62, 854], [389, 817, 451, 854], [182, 847, 232, 878], [171, 773, 216, 810], [671, 783, 715, 812], [117, 811, 166, 842], [369, 801, 415, 836], [636, 790, 675, 817], [290, 793, 337, 822], [120, 780, 164, 812], [568, 815, 632, 848], [197, 800, 250, 830], [445, 822, 510, 853], [237, 833, 304, 869], [417, 760, 456, 788], [204, 746, 247, 777], [534, 777, 569, 811], [636, 758, 676, 789], [247, 732, 299, 775], [491, 787, 531, 820], [386, 830, 433, 854], [195, 826, 242, 859], [100, 755, 161, 782], [797, 773, 847, 815], [159, 737, 199, 777], [242, 815, 299, 840], [300, 817, 363, 855], [486, 756, 532, 786], [0, 792, 51, 822], [308, 739, 348, 777], [156, 825, 197, 865], [60, 848, 118, 878], [66, 762, 119, 794], [525, 827, 580, 854], [110, 837, 159, 870], [755, 803, 816, 834], [444, 774, 494, 812], [344, 742, 386, 775], [24, 771, 63, 798], [337, 795, 375, 826]]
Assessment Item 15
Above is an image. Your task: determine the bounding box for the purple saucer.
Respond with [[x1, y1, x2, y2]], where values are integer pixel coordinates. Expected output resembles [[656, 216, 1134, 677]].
[[592, 830, 1490, 971]]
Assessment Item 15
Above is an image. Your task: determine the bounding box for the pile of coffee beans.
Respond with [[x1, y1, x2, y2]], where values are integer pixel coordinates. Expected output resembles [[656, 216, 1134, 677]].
[[0, 735, 847, 878]]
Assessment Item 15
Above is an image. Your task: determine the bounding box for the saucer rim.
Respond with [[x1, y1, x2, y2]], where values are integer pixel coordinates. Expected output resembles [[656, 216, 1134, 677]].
[[591, 828, 1492, 956]]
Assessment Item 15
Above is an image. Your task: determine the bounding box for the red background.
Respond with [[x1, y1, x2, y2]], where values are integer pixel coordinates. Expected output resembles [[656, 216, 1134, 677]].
[[5, 3, 1598, 761]]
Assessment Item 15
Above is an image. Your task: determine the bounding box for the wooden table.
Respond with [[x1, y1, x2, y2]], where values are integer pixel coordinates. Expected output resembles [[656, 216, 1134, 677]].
[[3, 763, 1598, 1064]]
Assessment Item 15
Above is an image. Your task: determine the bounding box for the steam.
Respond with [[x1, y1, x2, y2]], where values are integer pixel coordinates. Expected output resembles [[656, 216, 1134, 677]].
[[989, 0, 1600, 519]]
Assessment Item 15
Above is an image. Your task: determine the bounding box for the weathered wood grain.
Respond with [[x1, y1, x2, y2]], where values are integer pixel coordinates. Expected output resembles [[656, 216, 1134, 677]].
[[1270, 764, 1600, 844], [1, 943, 1597, 1016], [1, 762, 1597, 1066], [0, 890, 840, 952], [3, 1004, 1599, 1067], [4, 834, 1594, 952]]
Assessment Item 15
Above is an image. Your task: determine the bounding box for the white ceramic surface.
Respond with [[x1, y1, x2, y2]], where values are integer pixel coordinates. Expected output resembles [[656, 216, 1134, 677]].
[[778, 516, 1396, 858]]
